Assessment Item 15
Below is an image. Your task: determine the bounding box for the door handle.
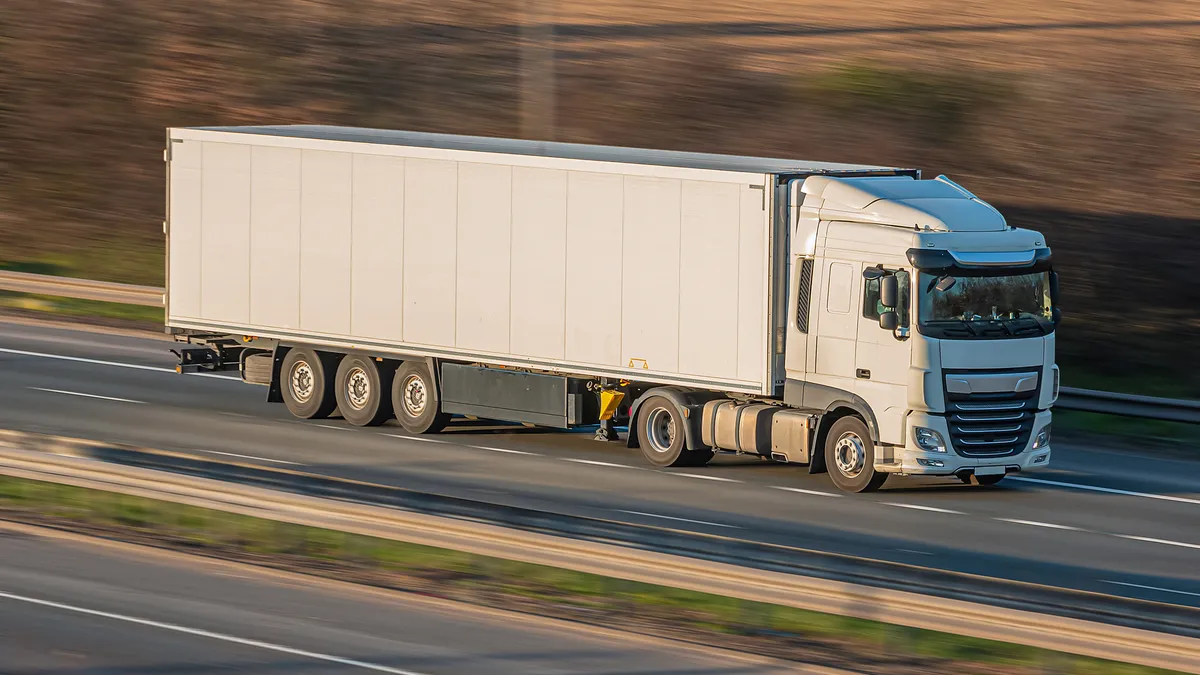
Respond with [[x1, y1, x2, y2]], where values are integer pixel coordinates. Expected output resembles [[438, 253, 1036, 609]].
[[856, 369, 871, 379]]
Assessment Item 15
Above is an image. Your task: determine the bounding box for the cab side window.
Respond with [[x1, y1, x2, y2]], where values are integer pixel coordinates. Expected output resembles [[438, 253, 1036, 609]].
[[863, 269, 910, 327]]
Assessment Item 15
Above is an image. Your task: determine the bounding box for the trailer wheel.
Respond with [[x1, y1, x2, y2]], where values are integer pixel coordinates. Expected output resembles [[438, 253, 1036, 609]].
[[635, 396, 713, 467], [824, 416, 888, 493], [281, 348, 338, 419], [392, 362, 450, 434], [334, 355, 395, 427]]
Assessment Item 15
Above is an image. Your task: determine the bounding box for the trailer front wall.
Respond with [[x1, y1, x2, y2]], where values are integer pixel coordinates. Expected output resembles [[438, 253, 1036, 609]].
[[167, 134, 771, 393]]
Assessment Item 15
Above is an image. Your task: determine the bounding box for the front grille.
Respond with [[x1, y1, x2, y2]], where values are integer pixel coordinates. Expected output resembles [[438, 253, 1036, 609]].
[[944, 369, 1042, 457]]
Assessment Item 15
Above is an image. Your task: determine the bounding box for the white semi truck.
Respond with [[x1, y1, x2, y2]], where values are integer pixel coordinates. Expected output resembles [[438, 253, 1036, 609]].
[[165, 125, 1059, 492]]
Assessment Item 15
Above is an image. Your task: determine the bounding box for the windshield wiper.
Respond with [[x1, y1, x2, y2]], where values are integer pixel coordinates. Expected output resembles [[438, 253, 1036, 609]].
[[1004, 316, 1047, 336], [925, 319, 977, 336]]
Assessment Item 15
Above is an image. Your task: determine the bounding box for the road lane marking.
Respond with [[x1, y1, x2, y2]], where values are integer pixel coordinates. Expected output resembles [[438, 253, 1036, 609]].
[[470, 445, 539, 456], [771, 486, 842, 498], [1009, 476, 1200, 507], [1115, 534, 1200, 550], [668, 473, 742, 483], [1102, 581, 1200, 599], [29, 387, 143, 404], [0, 347, 237, 380], [383, 434, 450, 445], [562, 458, 638, 469], [315, 424, 353, 432], [200, 450, 301, 466], [0, 590, 429, 674], [896, 548, 934, 556], [882, 502, 964, 515], [996, 518, 1082, 531], [617, 510, 742, 529]]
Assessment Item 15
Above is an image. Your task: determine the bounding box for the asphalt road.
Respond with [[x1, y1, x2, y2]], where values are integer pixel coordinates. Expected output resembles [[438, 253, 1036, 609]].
[[0, 525, 788, 674], [0, 320, 1197, 612]]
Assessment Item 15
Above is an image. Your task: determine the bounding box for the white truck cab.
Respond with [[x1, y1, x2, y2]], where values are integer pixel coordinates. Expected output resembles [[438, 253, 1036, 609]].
[[782, 175, 1057, 491]]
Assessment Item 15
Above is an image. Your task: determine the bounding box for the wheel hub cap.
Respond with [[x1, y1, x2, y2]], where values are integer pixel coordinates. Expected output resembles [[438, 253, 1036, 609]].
[[834, 432, 866, 478], [346, 367, 370, 410], [290, 361, 314, 403], [402, 375, 427, 416], [646, 407, 677, 453]]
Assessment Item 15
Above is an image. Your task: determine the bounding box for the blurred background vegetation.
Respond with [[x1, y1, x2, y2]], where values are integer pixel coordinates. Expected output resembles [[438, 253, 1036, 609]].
[[0, 0, 1197, 393]]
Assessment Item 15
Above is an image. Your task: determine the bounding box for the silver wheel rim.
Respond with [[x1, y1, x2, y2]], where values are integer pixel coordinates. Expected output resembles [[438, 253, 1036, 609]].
[[401, 374, 427, 417], [290, 360, 314, 403], [645, 407, 677, 454], [834, 432, 867, 478], [345, 366, 371, 411]]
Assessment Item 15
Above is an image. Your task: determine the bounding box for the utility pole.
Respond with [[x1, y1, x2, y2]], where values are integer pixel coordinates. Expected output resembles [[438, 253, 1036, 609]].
[[518, 0, 556, 141]]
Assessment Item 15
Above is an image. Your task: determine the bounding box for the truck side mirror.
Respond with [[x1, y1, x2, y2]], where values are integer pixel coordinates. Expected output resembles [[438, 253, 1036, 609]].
[[1049, 271, 1060, 304], [880, 274, 898, 309], [1052, 307, 1062, 326], [879, 311, 899, 331]]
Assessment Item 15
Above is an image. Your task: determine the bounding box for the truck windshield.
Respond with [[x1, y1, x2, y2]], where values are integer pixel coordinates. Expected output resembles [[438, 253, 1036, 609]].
[[918, 271, 1053, 339]]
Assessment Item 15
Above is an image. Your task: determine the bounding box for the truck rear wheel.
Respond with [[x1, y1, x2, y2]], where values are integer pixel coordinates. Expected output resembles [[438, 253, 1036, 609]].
[[281, 348, 338, 419], [824, 416, 888, 493], [392, 362, 450, 434], [636, 396, 713, 468], [335, 355, 394, 427]]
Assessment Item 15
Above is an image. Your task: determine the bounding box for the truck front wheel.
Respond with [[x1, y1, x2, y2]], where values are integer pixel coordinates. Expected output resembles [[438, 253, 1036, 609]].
[[281, 348, 338, 419], [636, 396, 713, 468], [824, 416, 888, 493], [392, 362, 450, 434]]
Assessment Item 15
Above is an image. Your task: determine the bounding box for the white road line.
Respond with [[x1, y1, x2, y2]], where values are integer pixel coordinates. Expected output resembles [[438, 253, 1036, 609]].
[[771, 486, 842, 498], [617, 510, 742, 529], [469, 445, 539, 456], [1115, 534, 1200, 550], [1009, 476, 1200, 507], [200, 450, 301, 466], [896, 548, 934, 556], [562, 458, 637, 469], [0, 590, 428, 674], [669, 472, 742, 483], [28, 387, 143, 404], [882, 502, 964, 515], [314, 424, 353, 432], [1102, 580, 1200, 599], [0, 347, 238, 380], [995, 518, 1082, 531], [383, 434, 450, 445]]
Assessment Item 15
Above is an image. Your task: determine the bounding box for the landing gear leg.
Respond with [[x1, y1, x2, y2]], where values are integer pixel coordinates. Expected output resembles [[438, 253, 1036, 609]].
[[593, 379, 625, 442], [595, 418, 619, 442]]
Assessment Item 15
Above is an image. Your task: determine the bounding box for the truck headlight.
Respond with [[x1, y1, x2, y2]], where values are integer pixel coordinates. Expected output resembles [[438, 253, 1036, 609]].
[[914, 427, 947, 453], [1033, 424, 1051, 449]]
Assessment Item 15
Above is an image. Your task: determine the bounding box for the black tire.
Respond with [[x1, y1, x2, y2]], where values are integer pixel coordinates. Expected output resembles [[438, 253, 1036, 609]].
[[824, 416, 888, 493], [280, 348, 338, 419], [392, 361, 450, 434], [334, 355, 395, 427], [635, 396, 713, 468], [241, 351, 273, 385], [972, 474, 1006, 486]]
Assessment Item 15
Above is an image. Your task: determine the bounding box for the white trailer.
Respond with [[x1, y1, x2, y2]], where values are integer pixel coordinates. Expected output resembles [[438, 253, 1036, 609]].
[[166, 126, 1059, 493]]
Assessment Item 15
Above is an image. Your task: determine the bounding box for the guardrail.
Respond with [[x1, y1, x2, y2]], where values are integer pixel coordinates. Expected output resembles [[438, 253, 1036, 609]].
[[0, 432, 1197, 673], [1057, 387, 1200, 424], [2, 272, 1198, 423], [0, 270, 163, 307]]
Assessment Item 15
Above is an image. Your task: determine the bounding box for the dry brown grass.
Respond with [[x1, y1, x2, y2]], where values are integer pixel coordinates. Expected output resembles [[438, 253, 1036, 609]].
[[1, 0, 1197, 383]]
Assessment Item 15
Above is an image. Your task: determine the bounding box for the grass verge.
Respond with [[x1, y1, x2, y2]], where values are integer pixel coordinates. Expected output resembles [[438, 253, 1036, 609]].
[[0, 474, 1180, 675], [0, 291, 163, 332]]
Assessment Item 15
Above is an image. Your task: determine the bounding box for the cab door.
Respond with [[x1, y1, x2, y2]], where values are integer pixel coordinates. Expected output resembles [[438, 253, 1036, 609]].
[[855, 266, 912, 445]]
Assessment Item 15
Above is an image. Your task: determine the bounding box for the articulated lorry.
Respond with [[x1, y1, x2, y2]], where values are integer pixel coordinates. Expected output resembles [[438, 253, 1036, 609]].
[[165, 125, 1059, 493]]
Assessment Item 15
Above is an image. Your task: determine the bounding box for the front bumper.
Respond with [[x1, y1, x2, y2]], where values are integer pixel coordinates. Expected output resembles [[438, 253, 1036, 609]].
[[876, 410, 1052, 476]]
